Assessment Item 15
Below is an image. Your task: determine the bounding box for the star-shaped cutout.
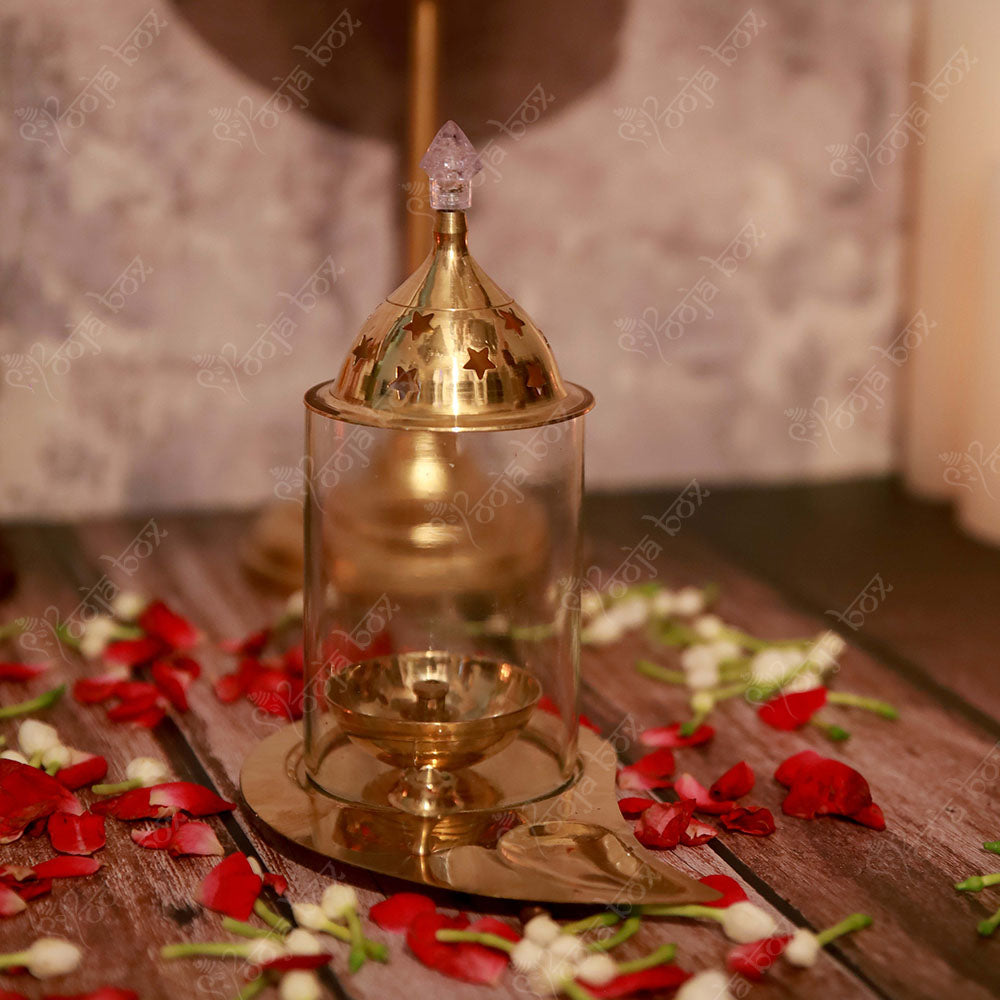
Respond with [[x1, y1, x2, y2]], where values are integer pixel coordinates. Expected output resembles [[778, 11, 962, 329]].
[[464, 347, 496, 380], [525, 361, 545, 392], [498, 309, 525, 336], [351, 336, 375, 365], [403, 311, 436, 339], [388, 365, 419, 399]]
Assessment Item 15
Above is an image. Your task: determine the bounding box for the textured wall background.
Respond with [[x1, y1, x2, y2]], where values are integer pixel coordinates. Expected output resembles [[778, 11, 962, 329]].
[[0, 0, 912, 518]]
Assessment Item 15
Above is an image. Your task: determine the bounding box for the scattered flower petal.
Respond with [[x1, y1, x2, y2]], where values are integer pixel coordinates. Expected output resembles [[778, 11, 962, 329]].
[[406, 912, 515, 984], [32, 857, 102, 879], [102, 638, 164, 668], [680, 819, 718, 846], [150, 660, 194, 712], [710, 762, 755, 801], [718, 807, 776, 837], [617, 797, 656, 818], [199, 853, 263, 920], [0, 662, 48, 682], [0, 760, 81, 842], [0, 883, 27, 918], [697, 874, 748, 909], [148, 782, 236, 817], [634, 800, 696, 849], [758, 688, 828, 731], [774, 750, 824, 788], [618, 749, 675, 791], [55, 755, 108, 791], [727, 935, 791, 980], [777, 753, 880, 826], [587, 964, 691, 998], [672, 774, 736, 815], [370, 892, 437, 932], [138, 600, 199, 651], [47, 812, 106, 855], [641, 723, 715, 749]]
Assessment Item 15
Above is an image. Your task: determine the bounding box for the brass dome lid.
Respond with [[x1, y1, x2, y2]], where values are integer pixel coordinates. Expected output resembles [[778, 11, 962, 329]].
[[306, 122, 594, 432]]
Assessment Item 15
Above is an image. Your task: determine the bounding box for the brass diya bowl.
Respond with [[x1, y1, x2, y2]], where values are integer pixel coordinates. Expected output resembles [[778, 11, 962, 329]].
[[328, 651, 541, 815]]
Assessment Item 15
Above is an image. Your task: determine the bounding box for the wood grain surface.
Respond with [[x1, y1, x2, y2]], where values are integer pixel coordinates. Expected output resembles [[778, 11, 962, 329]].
[[1, 483, 998, 999]]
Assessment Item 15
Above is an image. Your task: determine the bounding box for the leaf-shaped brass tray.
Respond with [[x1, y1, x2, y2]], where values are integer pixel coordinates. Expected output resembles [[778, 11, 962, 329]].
[[241, 724, 719, 906]]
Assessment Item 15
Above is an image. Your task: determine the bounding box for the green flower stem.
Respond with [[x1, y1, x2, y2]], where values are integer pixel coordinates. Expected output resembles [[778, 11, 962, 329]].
[[233, 975, 268, 1000], [638, 904, 723, 923], [317, 919, 387, 962], [562, 911, 623, 935], [28, 751, 44, 768], [0, 735, 5, 749], [815, 913, 872, 947], [435, 929, 515, 953], [561, 981, 598, 1000], [161, 942, 250, 960], [43, 760, 62, 776], [825, 691, 899, 719], [635, 660, 687, 685], [708, 682, 748, 702], [344, 906, 367, 972], [588, 915, 641, 952], [648, 622, 699, 647], [615, 943, 677, 974], [984, 840, 1000, 855], [977, 905, 1000, 937], [0, 619, 27, 643], [253, 899, 291, 934], [54, 623, 81, 650], [222, 917, 278, 939], [955, 873, 1000, 892], [0, 683, 65, 719], [0, 951, 30, 971], [91, 777, 143, 796], [809, 718, 851, 743]]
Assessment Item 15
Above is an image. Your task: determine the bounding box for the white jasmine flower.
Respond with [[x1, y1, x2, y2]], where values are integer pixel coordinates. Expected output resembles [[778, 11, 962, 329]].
[[284, 929, 324, 955], [510, 938, 545, 972], [608, 595, 648, 630], [80, 615, 119, 660], [247, 856, 263, 876], [580, 590, 605, 620], [23, 938, 82, 978], [690, 691, 715, 715], [707, 639, 742, 663], [18, 720, 61, 757], [247, 938, 285, 964], [41, 745, 71, 770], [784, 928, 820, 967], [693, 615, 724, 640], [523, 914, 561, 946], [321, 883, 358, 919], [677, 969, 734, 1000], [285, 590, 305, 619], [783, 671, 824, 694], [0, 750, 29, 764], [575, 952, 618, 986], [111, 592, 148, 622], [687, 659, 720, 691], [749, 649, 789, 687], [681, 644, 721, 674], [547, 934, 585, 962], [529, 957, 575, 996], [720, 902, 778, 943], [279, 970, 322, 1000], [291, 902, 328, 931], [125, 756, 169, 787], [810, 630, 845, 668], [673, 587, 705, 617], [581, 614, 623, 646], [650, 588, 676, 617]]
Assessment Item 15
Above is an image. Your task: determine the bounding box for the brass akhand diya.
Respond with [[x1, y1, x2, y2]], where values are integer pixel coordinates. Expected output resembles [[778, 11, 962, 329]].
[[241, 122, 717, 906]]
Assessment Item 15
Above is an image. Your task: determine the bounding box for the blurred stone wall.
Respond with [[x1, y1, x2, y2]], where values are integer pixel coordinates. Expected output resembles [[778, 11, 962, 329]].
[[0, 0, 912, 517]]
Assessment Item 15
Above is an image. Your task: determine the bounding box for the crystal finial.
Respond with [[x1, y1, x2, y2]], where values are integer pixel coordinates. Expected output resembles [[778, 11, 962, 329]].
[[419, 120, 482, 211]]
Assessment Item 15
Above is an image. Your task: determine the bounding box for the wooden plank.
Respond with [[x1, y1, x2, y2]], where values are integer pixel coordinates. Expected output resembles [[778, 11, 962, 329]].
[[577, 512, 1000, 1000]]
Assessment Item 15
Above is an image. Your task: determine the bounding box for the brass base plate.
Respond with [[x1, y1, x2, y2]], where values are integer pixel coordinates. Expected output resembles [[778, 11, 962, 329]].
[[241, 724, 719, 906]]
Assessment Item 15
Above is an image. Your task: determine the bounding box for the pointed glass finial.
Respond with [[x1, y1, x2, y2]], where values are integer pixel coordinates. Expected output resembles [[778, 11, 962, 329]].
[[419, 120, 482, 211]]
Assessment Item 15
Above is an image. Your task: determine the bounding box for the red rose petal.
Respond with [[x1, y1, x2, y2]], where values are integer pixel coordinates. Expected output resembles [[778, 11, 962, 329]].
[[263, 872, 288, 895], [0, 989, 29, 1000], [618, 749, 675, 791], [90, 787, 165, 820], [169, 819, 224, 857], [719, 806, 776, 836], [617, 797, 656, 818], [673, 773, 736, 814], [103, 637, 164, 668], [56, 755, 109, 791], [406, 912, 516, 984], [139, 600, 200, 651], [680, 818, 717, 846], [850, 802, 886, 830], [220, 629, 271, 657], [43, 990, 139, 1000], [710, 761, 755, 801], [780, 757, 872, 820], [199, 853, 263, 920], [73, 675, 124, 704], [213, 672, 245, 703], [282, 644, 305, 675], [0, 760, 81, 840], [727, 935, 791, 980], [261, 955, 330, 973], [640, 722, 715, 748], [0, 883, 27, 917], [246, 670, 303, 720], [633, 800, 696, 849], [33, 856, 102, 879], [370, 892, 437, 932], [758, 688, 828, 731], [697, 874, 748, 908], [48, 811, 106, 855], [587, 964, 691, 998], [579, 714, 601, 734], [148, 782, 236, 817], [0, 864, 35, 883], [151, 659, 193, 712], [131, 825, 174, 850], [0, 661, 48, 681], [774, 749, 824, 787], [15, 878, 51, 902]]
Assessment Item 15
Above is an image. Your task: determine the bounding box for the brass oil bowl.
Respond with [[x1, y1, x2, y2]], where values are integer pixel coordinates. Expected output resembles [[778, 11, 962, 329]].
[[329, 651, 541, 815]]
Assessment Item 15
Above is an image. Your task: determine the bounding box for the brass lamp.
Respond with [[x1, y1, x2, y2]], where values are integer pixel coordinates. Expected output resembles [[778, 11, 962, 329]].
[[241, 123, 716, 906]]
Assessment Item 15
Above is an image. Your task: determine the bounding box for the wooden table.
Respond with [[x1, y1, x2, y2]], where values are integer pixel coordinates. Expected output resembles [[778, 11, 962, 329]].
[[1, 479, 998, 1000]]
